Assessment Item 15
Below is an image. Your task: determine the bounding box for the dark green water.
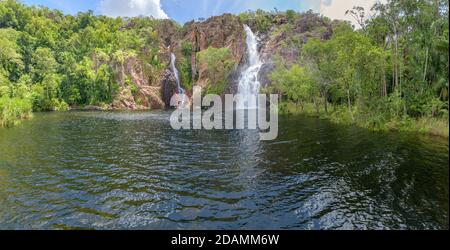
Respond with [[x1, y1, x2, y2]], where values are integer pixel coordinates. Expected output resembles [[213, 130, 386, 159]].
[[0, 111, 448, 229]]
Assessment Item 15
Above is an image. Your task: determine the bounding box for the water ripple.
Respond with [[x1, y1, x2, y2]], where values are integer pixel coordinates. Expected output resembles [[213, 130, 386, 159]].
[[0, 112, 448, 229]]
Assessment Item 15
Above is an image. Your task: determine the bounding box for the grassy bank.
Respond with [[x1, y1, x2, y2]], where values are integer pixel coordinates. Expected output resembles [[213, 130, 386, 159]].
[[281, 102, 449, 139], [0, 97, 33, 128]]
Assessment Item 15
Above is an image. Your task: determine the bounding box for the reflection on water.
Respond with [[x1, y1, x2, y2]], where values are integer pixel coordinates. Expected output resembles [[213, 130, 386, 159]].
[[0, 111, 448, 229]]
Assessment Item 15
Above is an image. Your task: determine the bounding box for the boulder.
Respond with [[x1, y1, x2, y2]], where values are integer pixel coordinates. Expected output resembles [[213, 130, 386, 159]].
[[161, 69, 179, 108]]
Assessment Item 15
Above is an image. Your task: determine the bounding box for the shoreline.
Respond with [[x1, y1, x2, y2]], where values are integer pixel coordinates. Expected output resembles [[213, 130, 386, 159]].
[[280, 102, 449, 139], [3, 107, 449, 141]]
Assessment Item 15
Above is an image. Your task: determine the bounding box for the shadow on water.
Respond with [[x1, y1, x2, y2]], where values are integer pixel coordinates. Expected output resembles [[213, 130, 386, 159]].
[[0, 111, 448, 229]]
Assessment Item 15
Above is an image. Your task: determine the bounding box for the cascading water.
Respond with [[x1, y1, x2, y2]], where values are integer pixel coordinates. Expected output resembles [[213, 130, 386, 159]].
[[238, 25, 263, 109], [170, 53, 189, 108]]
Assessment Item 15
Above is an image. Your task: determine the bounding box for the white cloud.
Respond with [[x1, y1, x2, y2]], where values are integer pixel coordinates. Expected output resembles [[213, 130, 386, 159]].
[[319, 0, 386, 27], [100, 0, 168, 19]]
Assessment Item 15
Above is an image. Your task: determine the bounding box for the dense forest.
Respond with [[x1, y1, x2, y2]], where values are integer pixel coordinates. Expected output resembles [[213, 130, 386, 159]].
[[0, 0, 171, 127], [0, 0, 448, 137], [266, 1, 449, 136]]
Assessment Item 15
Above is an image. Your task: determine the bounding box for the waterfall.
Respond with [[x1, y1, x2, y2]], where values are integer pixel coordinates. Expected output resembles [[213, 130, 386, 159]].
[[170, 53, 188, 108], [238, 25, 263, 109]]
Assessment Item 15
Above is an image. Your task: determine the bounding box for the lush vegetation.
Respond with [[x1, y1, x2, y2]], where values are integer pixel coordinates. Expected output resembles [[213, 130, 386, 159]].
[[197, 47, 235, 95], [0, 96, 32, 127], [0, 0, 169, 126], [267, 0, 449, 137], [179, 41, 194, 91], [1, 0, 448, 137]]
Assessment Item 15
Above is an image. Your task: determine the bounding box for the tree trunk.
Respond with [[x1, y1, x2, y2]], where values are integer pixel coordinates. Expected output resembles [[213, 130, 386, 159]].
[[392, 56, 396, 91], [347, 89, 354, 121], [392, 24, 399, 90], [423, 47, 429, 82], [394, 30, 398, 90], [424, 24, 438, 83], [381, 61, 387, 97], [313, 97, 319, 113]]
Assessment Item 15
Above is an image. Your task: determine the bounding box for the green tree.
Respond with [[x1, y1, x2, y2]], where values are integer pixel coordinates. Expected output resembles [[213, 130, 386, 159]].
[[0, 28, 23, 82], [31, 47, 57, 83], [197, 47, 235, 94]]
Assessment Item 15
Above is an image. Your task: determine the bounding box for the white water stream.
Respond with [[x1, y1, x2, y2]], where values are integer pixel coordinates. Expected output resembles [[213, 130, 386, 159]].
[[170, 53, 189, 108], [238, 25, 263, 109]]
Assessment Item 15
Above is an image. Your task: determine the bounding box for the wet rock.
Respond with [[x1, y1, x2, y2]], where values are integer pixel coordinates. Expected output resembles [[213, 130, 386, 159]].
[[258, 61, 275, 89], [161, 69, 179, 108]]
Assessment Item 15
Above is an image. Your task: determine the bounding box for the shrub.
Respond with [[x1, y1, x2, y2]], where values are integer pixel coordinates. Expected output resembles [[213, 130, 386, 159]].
[[181, 41, 193, 57], [179, 56, 193, 91], [0, 96, 32, 127], [197, 47, 235, 94]]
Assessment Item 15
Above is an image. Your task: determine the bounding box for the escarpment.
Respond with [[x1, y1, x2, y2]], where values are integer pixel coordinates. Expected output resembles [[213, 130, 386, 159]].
[[183, 14, 246, 85], [102, 12, 336, 110]]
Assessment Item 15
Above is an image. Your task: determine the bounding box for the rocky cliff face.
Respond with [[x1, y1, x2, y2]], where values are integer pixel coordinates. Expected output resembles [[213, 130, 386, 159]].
[[108, 56, 165, 110], [161, 69, 179, 107], [182, 14, 246, 90], [247, 12, 333, 88], [106, 12, 334, 110], [104, 20, 181, 110]]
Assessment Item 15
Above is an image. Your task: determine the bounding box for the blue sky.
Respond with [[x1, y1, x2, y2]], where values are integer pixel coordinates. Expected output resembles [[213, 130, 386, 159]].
[[21, 0, 380, 25]]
